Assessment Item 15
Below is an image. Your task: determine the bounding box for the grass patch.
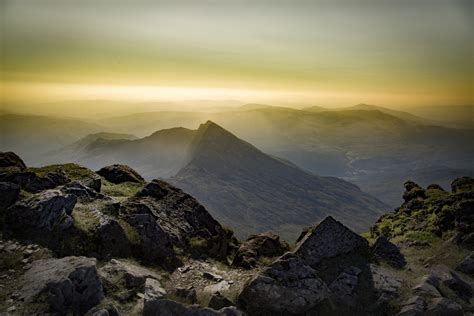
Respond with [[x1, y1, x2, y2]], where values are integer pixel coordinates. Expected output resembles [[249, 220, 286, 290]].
[[189, 237, 208, 249], [117, 219, 141, 246], [101, 180, 142, 199], [71, 203, 101, 235]]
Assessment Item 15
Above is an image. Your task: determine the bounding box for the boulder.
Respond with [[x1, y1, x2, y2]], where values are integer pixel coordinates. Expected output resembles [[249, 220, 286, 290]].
[[80, 172, 102, 192], [97, 164, 144, 184], [397, 296, 426, 316], [455, 252, 474, 275], [372, 236, 407, 268], [208, 292, 233, 310], [328, 266, 362, 307], [95, 217, 131, 258], [232, 231, 289, 269], [143, 299, 243, 316], [369, 264, 402, 304], [239, 253, 329, 314], [128, 213, 177, 267], [0, 181, 20, 210], [0, 151, 26, 170], [19, 256, 103, 314], [121, 180, 230, 260], [25, 170, 70, 192], [174, 287, 197, 304], [61, 181, 100, 200], [430, 265, 472, 302], [293, 216, 370, 270], [412, 274, 441, 298], [5, 189, 76, 237], [425, 297, 463, 316]]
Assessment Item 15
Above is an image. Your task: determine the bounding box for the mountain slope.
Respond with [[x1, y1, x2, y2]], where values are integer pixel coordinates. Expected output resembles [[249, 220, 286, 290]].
[[171, 121, 387, 241]]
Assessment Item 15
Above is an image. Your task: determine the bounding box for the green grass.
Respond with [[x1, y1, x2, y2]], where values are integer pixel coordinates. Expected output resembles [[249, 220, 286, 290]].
[[29, 163, 96, 180], [188, 237, 208, 249], [101, 179, 142, 199], [117, 219, 141, 246], [71, 203, 101, 235]]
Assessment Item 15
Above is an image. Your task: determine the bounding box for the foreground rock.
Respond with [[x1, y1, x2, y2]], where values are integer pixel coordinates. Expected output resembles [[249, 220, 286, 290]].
[[232, 231, 289, 269], [455, 252, 474, 275], [5, 189, 76, 238], [239, 253, 329, 314], [18, 256, 103, 314], [0, 181, 20, 211], [97, 164, 144, 184], [0, 151, 26, 170]]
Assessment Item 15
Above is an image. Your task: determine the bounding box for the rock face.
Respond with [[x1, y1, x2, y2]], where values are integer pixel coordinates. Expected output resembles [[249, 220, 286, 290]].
[[0, 181, 20, 210], [372, 236, 407, 268], [97, 164, 144, 184], [95, 217, 132, 259], [294, 216, 370, 270], [239, 253, 329, 314], [25, 170, 70, 192], [121, 179, 231, 260], [19, 256, 103, 314], [5, 189, 76, 237], [232, 231, 289, 269]]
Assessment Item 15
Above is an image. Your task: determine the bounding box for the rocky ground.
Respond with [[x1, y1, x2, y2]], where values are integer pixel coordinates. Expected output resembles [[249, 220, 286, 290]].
[[0, 151, 473, 315]]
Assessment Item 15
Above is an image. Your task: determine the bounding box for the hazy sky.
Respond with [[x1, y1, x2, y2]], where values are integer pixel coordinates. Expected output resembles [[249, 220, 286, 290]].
[[1, 0, 473, 107]]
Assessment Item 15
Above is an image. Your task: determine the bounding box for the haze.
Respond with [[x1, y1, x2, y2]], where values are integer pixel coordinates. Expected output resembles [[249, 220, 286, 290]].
[[1, 0, 473, 112]]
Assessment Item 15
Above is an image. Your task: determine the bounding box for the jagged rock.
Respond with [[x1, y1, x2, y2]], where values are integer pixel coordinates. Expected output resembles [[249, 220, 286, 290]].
[[430, 265, 472, 301], [204, 281, 230, 294], [5, 189, 76, 237], [412, 274, 441, 298], [203, 272, 223, 282], [80, 172, 102, 192], [0, 181, 20, 210], [128, 213, 177, 266], [455, 252, 474, 275], [97, 164, 144, 184], [208, 292, 233, 310], [397, 296, 426, 316], [143, 278, 167, 300], [328, 266, 361, 307], [121, 180, 230, 260], [373, 236, 406, 268], [239, 253, 329, 314], [293, 216, 369, 270], [0, 152, 27, 170], [425, 297, 463, 316], [143, 299, 243, 316], [232, 231, 289, 269], [26, 170, 70, 192], [61, 181, 100, 199], [451, 176, 474, 193], [95, 217, 131, 258], [19, 256, 103, 314]]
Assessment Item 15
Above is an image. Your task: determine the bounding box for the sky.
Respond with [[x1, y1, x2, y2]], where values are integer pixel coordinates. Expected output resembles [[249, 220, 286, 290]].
[[1, 0, 473, 108]]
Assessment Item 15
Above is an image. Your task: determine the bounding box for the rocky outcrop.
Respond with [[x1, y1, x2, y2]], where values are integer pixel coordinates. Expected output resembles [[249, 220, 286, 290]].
[[232, 231, 289, 269], [372, 236, 407, 268], [451, 176, 474, 193], [97, 164, 144, 184], [0, 181, 20, 210], [294, 216, 370, 271], [5, 189, 76, 238], [61, 181, 101, 200], [239, 253, 329, 314], [95, 217, 132, 259], [25, 170, 70, 192], [121, 179, 231, 260], [0, 151, 26, 170], [18, 256, 103, 314]]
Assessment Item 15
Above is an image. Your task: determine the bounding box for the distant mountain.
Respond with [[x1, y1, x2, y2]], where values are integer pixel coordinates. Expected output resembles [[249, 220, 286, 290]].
[[400, 105, 474, 129], [55, 127, 196, 179], [171, 121, 387, 241], [0, 114, 104, 165]]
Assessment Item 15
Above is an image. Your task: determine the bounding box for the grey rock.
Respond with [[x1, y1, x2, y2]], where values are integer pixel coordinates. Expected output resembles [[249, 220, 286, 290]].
[[26, 170, 70, 192], [397, 296, 426, 316], [0, 152, 26, 170], [412, 278, 442, 298], [431, 265, 472, 301], [95, 217, 131, 259], [232, 231, 289, 269], [5, 189, 76, 236], [174, 287, 197, 304], [0, 182, 20, 210], [370, 264, 402, 302], [425, 297, 463, 316], [455, 252, 474, 275], [203, 272, 223, 282], [19, 256, 103, 314], [99, 259, 161, 289], [143, 299, 243, 316], [373, 236, 407, 268], [144, 278, 167, 300], [61, 181, 99, 200], [329, 266, 362, 306], [294, 216, 369, 269], [97, 164, 144, 184], [239, 253, 329, 314]]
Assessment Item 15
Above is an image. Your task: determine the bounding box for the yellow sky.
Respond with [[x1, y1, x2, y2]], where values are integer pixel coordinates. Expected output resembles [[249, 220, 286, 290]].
[[1, 0, 473, 108]]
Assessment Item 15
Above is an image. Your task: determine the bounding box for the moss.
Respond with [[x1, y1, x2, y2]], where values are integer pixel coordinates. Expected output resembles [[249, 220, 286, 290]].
[[404, 230, 438, 242], [29, 163, 95, 180], [188, 237, 208, 249], [117, 219, 141, 246], [257, 256, 276, 266], [101, 180, 142, 199], [71, 204, 101, 235]]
